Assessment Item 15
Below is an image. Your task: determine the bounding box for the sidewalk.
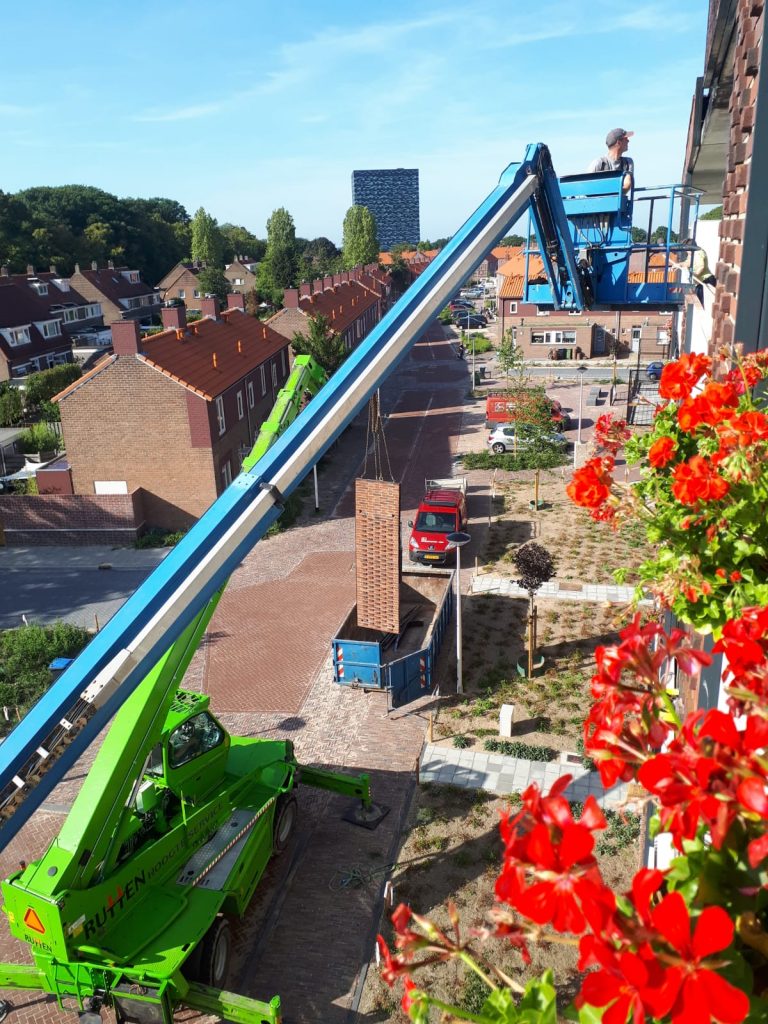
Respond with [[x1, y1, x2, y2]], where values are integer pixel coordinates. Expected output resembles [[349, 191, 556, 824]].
[[471, 573, 651, 604], [419, 743, 630, 808], [0, 544, 169, 570]]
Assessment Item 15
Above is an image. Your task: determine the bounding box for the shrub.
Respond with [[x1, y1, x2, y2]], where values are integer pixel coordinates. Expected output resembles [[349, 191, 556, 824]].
[[471, 335, 494, 354], [24, 364, 81, 410], [0, 622, 91, 723], [0, 387, 23, 427], [460, 448, 566, 471], [17, 423, 60, 454], [135, 529, 186, 549], [452, 735, 470, 749], [483, 738, 557, 761]]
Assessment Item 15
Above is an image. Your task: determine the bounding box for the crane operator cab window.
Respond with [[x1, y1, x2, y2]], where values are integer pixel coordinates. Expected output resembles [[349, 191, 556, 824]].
[[168, 712, 225, 769]]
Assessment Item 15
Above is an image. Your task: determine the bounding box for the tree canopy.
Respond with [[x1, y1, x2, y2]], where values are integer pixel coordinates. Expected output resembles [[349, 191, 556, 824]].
[[342, 205, 379, 269], [190, 207, 224, 267], [219, 223, 265, 264], [257, 208, 299, 306], [291, 314, 347, 374], [197, 266, 230, 303]]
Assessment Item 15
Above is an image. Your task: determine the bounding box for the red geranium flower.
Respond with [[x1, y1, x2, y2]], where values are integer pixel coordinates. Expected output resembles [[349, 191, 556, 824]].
[[671, 455, 729, 505], [659, 353, 711, 401], [677, 381, 739, 433], [648, 435, 677, 467], [566, 457, 614, 510]]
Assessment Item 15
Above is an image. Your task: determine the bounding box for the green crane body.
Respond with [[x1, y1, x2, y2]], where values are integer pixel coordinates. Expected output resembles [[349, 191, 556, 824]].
[[0, 354, 371, 1024]]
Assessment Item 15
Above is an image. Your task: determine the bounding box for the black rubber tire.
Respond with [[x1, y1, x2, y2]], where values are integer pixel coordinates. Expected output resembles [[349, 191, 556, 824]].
[[492, 443, 506, 454], [196, 917, 231, 989], [273, 795, 298, 854]]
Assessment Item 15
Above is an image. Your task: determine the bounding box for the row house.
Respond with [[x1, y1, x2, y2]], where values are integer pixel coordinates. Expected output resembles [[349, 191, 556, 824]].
[[70, 261, 162, 325], [54, 294, 291, 531], [0, 268, 85, 379], [473, 245, 522, 280], [378, 249, 439, 283], [269, 268, 386, 352], [496, 252, 677, 362], [156, 261, 207, 310]]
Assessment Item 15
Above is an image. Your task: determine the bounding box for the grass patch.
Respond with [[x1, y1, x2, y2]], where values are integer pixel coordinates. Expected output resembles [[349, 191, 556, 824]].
[[461, 448, 566, 471]]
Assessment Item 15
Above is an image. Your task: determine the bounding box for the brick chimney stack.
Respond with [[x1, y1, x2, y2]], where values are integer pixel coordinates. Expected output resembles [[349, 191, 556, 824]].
[[26, 265, 34, 277], [91, 261, 98, 271], [226, 293, 246, 311], [283, 288, 299, 308], [49, 264, 57, 275], [299, 283, 311, 299], [161, 304, 187, 331], [111, 320, 142, 356], [200, 296, 219, 320]]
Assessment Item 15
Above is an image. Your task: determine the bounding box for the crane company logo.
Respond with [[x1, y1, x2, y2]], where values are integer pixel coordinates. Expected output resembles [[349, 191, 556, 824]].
[[78, 872, 146, 940]]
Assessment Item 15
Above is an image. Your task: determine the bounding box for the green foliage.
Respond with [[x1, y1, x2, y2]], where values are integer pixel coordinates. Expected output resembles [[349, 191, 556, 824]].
[[190, 207, 224, 266], [24, 364, 82, 410], [0, 622, 91, 723], [17, 423, 60, 454], [483, 738, 557, 761], [134, 529, 186, 548], [497, 329, 527, 384], [219, 223, 265, 264], [470, 335, 494, 354], [291, 314, 347, 374], [342, 205, 380, 268], [264, 491, 303, 536], [498, 233, 525, 246], [257, 208, 299, 305], [630, 226, 648, 243], [452, 735, 470, 749], [461, 447, 567, 471], [438, 308, 454, 324], [196, 266, 230, 303], [596, 809, 641, 856], [700, 205, 723, 220], [0, 386, 23, 426]]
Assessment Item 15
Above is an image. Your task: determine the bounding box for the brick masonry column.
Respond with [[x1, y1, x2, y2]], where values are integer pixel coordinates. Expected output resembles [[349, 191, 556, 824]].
[[711, 0, 764, 352]]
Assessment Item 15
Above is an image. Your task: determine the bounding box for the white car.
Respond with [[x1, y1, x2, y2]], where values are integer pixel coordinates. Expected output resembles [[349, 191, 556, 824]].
[[487, 424, 567, 454]]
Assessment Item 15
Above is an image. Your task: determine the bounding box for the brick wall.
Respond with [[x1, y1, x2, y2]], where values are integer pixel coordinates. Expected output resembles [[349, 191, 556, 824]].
[[711, 0, 764, 351], [60, 356, 218, 530], [0, 491, 144, 545]]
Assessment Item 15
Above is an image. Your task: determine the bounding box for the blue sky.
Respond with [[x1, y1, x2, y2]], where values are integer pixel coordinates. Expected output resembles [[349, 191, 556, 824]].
[[3, 1, 706, 245]]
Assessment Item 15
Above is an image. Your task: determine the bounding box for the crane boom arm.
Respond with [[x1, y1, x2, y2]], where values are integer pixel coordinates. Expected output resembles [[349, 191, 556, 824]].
[[0, 144, 575, 851]]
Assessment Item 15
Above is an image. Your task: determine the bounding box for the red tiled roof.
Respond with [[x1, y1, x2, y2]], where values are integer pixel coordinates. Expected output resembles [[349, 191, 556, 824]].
[[137, 309, 289, 401], [298, 281, 379, 335], [75, 266, 158, 303], [491, 245, 524, 260]]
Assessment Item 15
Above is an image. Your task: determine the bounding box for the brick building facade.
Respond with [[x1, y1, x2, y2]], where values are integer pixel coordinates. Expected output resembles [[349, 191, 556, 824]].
[[69, 261, 161, 325], [54, 296, 291, 531], [156, 261, 206, 310]]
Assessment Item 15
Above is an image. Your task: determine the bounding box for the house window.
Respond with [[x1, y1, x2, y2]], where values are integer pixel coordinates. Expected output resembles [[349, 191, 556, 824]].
[[657, 328, 670, 346], [193, 289, 201, 299], [178, 289, 186, 299], [237, 390, 244, 420], [281, 349, 287, 376], [41, 320, 62, 338], [631, 326, 642, 347], [215, 396, 226, 435], [271, 361, 278, 390], [535, 308, 550, 317], [221, 461, 232, 489], [247, 381, 255, 408], [6, 327, 31, 347], [234, 278, 244, 285], [568, 309, 582, 316], [507, 302, 517, 314], [260, 365, 267, 395], [530, 330, 577, 345]]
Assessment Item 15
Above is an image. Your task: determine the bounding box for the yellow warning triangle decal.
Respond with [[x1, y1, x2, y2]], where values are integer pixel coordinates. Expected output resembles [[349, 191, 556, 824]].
[[23, 908, 45, 934]]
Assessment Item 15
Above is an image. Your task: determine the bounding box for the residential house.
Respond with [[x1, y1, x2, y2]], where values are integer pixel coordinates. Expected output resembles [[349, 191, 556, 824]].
[[0, 267, 82, 379], [269, 267, 386, 352], [156, 261, 207, 310], [496, 251, 677, 362], [55, 294, 291, 531], [70, 261, 162, 325], [224, 258, 259, 296]]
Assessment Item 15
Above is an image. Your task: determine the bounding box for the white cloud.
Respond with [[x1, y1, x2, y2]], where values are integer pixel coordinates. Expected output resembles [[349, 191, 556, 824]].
[[132, 102, 223, 123]]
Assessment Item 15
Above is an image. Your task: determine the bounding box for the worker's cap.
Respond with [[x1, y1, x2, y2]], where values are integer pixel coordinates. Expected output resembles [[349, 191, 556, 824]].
[[606, 128, 634, 146]]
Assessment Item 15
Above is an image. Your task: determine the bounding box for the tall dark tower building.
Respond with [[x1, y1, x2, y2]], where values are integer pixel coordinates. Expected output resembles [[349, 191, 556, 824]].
[[351, 168, 420, 250]]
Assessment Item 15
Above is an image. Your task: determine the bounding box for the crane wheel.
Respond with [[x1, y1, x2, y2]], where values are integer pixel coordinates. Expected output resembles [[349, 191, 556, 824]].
[[273, 795, 298, 854], [196, 917, 231, 989]]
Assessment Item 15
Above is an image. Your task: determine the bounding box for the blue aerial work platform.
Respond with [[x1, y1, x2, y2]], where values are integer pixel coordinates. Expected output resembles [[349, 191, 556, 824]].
[[0, 143, 698, 852]]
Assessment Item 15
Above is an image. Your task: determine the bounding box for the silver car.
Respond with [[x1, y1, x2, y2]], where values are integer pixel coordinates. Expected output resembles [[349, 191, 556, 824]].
[[487, 424, 567, 454]]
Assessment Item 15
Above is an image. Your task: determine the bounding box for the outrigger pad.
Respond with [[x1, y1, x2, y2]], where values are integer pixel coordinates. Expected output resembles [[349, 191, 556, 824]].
[[343, 801, 390, 830]]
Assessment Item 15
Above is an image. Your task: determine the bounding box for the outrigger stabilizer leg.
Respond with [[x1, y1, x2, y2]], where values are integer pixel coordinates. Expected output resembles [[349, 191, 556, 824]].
[[297, 766, 389, 829]]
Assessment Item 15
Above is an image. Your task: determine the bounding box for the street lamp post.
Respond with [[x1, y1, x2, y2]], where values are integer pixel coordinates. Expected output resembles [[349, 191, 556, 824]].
[[575, 364, 588, 467], [446, 531, 471, 695]]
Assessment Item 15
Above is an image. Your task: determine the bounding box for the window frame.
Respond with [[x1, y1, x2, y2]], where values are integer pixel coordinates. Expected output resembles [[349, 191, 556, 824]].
[[215, 396, 226, 435]]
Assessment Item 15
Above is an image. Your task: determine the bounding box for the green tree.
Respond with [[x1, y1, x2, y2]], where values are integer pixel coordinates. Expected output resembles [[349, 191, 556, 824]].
[[700, 205, 723, 220], [651, 226, 679, 244], [219, 224, 265, 263], [24, 364, 82, 411], [190, 207, 224, 266], [342, 205, 379, 269], [257, 208, 299, 306], [196, 266, 230, 303], [387, 254, 410, 293], [631, 226, 648, 243], [0, 622, 91, 724], [498, 233, 525, 246], [0, 386, 23, 427], [291, 315, 347, 374], [300, 237, 341, 277], [497, 329, 527, 384]]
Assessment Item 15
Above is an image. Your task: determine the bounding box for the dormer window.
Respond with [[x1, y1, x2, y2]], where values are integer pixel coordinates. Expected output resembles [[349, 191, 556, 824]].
[[52, 278, 70, 292], [4, 326, 31, 347], [40, 320, 62, 339], [121, 270, 140, 284], [29, 281, 48, 296]]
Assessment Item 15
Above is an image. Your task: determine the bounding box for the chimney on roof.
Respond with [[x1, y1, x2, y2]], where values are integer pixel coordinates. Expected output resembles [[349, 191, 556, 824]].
[[226, 292, 246, 312], [49, 264, 57, 275], [107, 259, 114, 270], [341, 271, 349, 284], [26, 264, 34, 277], [91, 261, 98, 271], [312, 279, 323, 295], [299, 283, 311, 299], [161, 304, 187, 331], [332, 274, 341, 287], [323, 275, 333, 291], [200, 295, 220, 320], [111, 320, 142, 356], [0, 267, 8, 278], [283, 288, 299, 309]]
